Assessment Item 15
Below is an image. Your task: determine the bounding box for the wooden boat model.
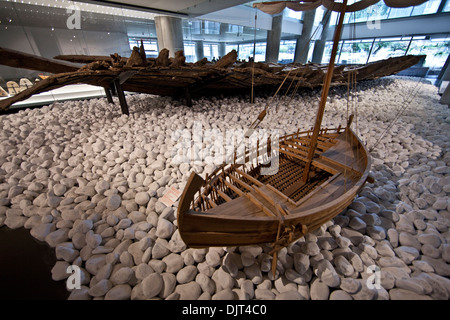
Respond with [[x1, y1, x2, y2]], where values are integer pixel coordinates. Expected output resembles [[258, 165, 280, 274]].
[[178, 121, 372, 250], [176, 0, 426, 259]]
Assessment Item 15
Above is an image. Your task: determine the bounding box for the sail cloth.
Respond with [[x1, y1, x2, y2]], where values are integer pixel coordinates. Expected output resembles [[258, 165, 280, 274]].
[[253, 0, 429, 14]]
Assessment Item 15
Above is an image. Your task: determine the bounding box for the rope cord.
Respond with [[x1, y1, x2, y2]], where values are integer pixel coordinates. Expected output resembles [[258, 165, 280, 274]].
[[368, 77, 425, 153], [285, 8, 334, 107], [251, 9, 258, 104], [252, 5, 336, 126]]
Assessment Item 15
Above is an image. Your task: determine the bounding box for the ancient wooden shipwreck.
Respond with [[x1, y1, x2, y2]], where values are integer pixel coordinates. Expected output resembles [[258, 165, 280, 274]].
[[0, 44, 423, 112]]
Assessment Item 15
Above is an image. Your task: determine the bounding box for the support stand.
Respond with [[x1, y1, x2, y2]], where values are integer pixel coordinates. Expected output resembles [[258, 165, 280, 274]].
[[185, 87, 192, 108], [113, 78, 129, 115], [104, 87, 113, 104]]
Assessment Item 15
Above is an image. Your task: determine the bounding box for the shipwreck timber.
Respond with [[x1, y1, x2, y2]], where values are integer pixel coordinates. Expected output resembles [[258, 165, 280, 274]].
[[0, 46, 424, 111]]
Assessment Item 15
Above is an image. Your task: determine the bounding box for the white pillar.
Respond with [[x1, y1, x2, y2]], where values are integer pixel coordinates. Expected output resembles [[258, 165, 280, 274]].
[[294, 10, 316, 63], [154, 16, 184, 58], [265, 14, 283, 63]]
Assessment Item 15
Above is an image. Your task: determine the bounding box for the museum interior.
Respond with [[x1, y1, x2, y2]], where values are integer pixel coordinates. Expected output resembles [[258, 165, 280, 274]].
[[0, 0, 449, 105], [0, 0, 449, 303]]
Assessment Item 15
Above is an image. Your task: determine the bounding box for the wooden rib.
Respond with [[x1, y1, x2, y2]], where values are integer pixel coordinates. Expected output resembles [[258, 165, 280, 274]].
[[213, 185, 232, 202], [278, 148, 334, 173], [179, 173, 205, 215], [221, 177, 245, 196], [228, 174, 254, 192], [254, 188, 289, 216], [278, 148, 309, 163], [205, 196, 217, 208], [0, 47, 80, 73], [280, 139, 324, 155], [312, 159, 340, 175], [232, 175, 289, 216], [279, 144, 309, 158], [279, 147, 363, 177], [281, 129, 340, 140], [290, 137, 335, 149], [234, 168, 264, 186], [233, 169, 292, 213]]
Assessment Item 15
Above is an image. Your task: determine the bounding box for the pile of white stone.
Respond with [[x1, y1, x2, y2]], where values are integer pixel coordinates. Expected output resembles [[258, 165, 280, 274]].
[[0, 76, 448, 300]]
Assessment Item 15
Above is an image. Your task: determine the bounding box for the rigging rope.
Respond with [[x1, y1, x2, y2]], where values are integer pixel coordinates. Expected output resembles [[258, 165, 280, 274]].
[[284, 7, 335, 107], [269, 7, 334, 115], [368, 77, 425, 153], [251, 9, 258, 104]]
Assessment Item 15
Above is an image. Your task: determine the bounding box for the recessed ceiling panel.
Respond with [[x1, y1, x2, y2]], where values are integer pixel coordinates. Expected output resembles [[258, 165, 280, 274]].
[[99, 0, 251, 16]]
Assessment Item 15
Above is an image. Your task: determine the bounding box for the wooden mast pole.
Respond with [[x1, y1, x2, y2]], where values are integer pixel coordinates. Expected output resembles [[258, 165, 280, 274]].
[[302, 0, 348, 183]]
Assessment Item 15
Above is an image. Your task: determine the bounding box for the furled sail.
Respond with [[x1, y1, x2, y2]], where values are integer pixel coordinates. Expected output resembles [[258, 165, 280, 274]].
[[253, 0, 429, 14]]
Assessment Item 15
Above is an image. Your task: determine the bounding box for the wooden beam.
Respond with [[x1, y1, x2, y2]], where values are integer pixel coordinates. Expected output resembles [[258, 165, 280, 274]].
[[213, 185, 232, 202], [228, 174, 254, 192], [221, 176, 275, 217], [234, 168, 264, 187], [279, 144, 309, 158], [53, 54, 124, 64], [0, 47, 80, 73], [302, 0, 348, 183]]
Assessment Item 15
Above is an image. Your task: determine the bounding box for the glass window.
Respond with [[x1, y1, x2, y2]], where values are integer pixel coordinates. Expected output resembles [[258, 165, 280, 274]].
[[306, 40, 315, 63], [204, 43, 219, 60], [204, 21, 220, 35], [286, 7, 303, 20], [411, 0, 442, 16], [333, 1, 391, 24], [237, 42, 266, 62], [338, 39, 373, 64], [128, 38, 158, 58], [322, 40, 343, 64], [313, 6, 326, 28], [227, 24, 243, 34], [368, 38, 410, 62], [407, 37, 450, 70], [445, 1, 450, 12], [184, 42, 196, 63], [279, 40, 296, 63], [189, 20, 203, 35], [331, 0, 442, 23], [226, 44, 238, 54], [387, 6, 413, 19]]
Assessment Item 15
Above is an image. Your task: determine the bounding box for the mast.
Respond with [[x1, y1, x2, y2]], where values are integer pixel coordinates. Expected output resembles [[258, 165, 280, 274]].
[[302, 0, 348, 183]]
